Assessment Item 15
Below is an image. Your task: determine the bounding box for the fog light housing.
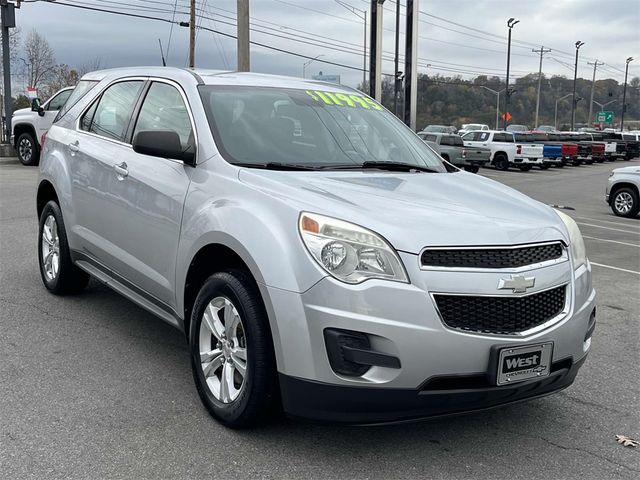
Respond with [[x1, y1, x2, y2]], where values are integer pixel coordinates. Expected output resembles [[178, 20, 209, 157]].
[[324, 328, 401, 377]]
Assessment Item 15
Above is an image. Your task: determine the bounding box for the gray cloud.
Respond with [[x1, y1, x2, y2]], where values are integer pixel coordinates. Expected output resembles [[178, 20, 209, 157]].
[[13, 0, 640, 88]]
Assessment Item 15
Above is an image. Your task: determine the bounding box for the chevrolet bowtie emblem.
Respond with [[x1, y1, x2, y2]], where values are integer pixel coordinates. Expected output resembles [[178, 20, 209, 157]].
[[498, 275, 536, 293]]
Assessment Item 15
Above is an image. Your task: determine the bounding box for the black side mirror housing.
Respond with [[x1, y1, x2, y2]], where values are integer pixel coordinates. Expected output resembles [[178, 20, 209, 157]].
[[132, 130, 195, 166], [31, 98, 45, 116]]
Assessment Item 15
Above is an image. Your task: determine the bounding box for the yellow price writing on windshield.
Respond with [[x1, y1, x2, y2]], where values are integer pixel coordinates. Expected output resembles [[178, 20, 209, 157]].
[[306, 90, 382, 110]]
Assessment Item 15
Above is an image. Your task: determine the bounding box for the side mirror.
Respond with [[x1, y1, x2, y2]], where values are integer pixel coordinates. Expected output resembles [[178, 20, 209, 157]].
[[31, 98, 45, 116], [132, 130, 195, 165]]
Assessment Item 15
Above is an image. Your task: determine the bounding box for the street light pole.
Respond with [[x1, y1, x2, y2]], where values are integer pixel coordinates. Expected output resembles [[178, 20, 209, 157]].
[[504, 18, 519, 130], [555, 93, 573, 130], [570, 41, 585, 131], [620, 57, 634, 131], [302, 54, 324, 79], [481, 86, 505, 129]]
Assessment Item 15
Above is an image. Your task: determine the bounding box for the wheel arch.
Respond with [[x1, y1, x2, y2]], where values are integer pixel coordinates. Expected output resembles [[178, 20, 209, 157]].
[[609, 181, 639, 205], [36, 180, 59, 219], [13, 123, 39, 148]]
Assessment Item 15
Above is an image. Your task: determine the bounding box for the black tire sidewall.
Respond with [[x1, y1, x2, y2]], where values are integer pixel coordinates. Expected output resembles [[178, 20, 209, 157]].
[[17, 132, 39, 166], [189, 271, 276, 427], [494, 155, 508, 170]]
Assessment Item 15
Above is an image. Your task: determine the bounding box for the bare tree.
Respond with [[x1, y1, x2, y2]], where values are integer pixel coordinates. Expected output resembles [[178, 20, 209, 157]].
[[77, 58, 103, 76], [41, 64, 80, 98], [0, 27, 21, 77], [24, 29, 56, 89]]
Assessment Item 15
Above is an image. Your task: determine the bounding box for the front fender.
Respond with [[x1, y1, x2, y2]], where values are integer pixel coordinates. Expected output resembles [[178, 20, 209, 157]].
[[175, 165, 327, 316]]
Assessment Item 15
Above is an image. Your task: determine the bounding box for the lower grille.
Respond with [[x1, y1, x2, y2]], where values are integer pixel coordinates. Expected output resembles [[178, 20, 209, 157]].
[[433, 285, 567, 335]]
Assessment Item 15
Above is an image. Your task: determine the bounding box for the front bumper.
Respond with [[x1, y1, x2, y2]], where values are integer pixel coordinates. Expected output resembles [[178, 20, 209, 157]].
[[264, 252, 596, 423], [280, 354, 587, 424]]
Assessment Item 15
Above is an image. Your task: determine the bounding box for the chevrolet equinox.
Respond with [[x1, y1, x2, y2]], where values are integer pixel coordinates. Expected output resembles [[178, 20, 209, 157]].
[[36, 67, 597, 427]]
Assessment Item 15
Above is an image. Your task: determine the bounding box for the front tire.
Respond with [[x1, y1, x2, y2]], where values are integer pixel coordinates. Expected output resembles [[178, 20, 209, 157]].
[[17, 132, 39, 166], [38, 201, 90, 294], [610, 187, 639, 218], [190, 270, 278, 428]]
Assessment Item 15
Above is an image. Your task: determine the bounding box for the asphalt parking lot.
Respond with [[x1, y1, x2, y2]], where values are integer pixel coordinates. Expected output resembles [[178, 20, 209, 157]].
[[1, 157, 638, 479]]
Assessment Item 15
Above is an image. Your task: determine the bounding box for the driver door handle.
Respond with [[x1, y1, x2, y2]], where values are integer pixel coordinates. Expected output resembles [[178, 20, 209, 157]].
[[114, 162, 129, 178], [68, 141, 80, 153]]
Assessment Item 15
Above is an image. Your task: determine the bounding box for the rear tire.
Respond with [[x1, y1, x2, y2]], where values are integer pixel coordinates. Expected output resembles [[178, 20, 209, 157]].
[[540, 164, 550, 170], [17, 132, 39, 166], [610, 187, 639, 218], [493, 154, 509, 171], [518, 165, 532, 172], [190, 270, 278, 428], [38, 201, 90, 294]]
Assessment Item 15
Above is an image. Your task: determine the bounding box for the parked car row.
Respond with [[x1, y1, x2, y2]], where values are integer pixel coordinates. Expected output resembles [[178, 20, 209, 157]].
[[417, 127, 640, 173]]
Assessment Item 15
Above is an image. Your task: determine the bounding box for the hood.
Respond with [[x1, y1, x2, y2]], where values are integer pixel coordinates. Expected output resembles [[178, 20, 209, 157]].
[[613, 166, 640, 174], [12, 107, 31, 118], [238, 169, 568, 254]]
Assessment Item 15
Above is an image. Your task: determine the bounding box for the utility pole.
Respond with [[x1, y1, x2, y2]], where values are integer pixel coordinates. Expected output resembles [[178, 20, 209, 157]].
[[570, 40, 585, 131], [393, 0, 401, 116], [188, 0, 196, 68], [368, 1, 384, 101], [237, 0, 250, 71], [620, 57, 634, 131], [1, 0, 15, 143], [481, 86, 505, 130], [587, 60, 604, 127], [403, 0, 418, 130], [532, 46, 551, 129]]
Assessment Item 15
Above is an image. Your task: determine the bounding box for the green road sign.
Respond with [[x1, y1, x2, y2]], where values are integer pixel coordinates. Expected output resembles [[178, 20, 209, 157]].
[[596, 111, 614, 123]]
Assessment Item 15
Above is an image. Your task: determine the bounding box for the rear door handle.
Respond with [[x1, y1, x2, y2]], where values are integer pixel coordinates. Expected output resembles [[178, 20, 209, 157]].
[[68, 141, 80, 153], [114, 162, 129, 178]]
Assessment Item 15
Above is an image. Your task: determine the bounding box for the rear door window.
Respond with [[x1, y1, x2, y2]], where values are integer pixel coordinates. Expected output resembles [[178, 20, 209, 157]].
[[80, 81, 144, 142]]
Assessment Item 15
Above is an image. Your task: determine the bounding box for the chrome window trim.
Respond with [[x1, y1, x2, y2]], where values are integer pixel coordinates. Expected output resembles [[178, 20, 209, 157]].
[[429, 282, 571, 337], [74, 76, 199, 163], [418, 240, 569, 273]]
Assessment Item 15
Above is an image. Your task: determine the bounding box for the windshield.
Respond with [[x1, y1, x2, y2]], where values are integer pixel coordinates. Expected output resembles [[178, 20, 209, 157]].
[[199, 86, 447, 172]]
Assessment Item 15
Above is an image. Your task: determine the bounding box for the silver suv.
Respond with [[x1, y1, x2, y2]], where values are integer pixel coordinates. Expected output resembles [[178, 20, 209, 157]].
[[37, 67, 596, 427]]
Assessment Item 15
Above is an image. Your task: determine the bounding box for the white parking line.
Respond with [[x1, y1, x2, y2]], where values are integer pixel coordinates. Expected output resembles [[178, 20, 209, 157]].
[[583, 235, 640, 248], [576, 222, 640, 235], [572, 215, 640, 229], [591, 262, 640, 275]]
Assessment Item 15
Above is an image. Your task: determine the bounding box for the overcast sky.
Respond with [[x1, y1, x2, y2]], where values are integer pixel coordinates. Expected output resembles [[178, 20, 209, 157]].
[[13, 0, 640, 88]]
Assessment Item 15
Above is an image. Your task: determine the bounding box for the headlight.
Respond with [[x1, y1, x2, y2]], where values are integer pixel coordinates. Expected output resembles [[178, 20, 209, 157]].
[[556, 211, 587, 270], [299, 212, 408, 284]]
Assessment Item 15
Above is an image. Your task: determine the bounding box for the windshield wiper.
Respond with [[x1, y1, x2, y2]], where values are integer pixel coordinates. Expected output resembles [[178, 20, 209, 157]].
[[234, 162, 319, 171], [325, 161, 438, 173]]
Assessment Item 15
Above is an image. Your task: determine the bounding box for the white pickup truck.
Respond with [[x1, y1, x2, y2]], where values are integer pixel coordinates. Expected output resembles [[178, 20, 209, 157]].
[[11, 87, 74, 165], [460, 130, 517, 170], [512, 133, 545, 171]]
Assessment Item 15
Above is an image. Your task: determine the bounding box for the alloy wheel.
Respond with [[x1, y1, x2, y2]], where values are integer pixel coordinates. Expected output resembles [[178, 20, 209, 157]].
[[41, 215, 60, 281], [199, 296, 248, 403], [614, 192, 634, 214], [19, 137, 33, 163]]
